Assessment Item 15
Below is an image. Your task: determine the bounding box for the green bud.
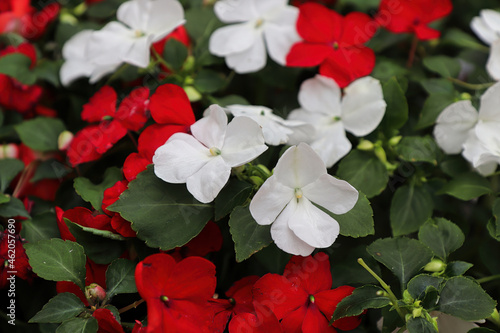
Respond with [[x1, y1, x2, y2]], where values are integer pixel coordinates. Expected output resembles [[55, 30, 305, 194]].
[[254, 164, 272, 178], [59, 11, 78, 25], [184, 86, 202, 102], [249, 176, 264, 187], [424, 258, 446, 272], [85, 283, 106, 305], [374, 145, 387, 164], [489, 308, 500, 322], [357, 140, 374, 151], [460, 92, 472, 100], [403, 290, 414, 304], [412, 307, 423, 318], [183, 56, 195, 72], [388, 136, 402, 147], [184, 75, 195, 85]]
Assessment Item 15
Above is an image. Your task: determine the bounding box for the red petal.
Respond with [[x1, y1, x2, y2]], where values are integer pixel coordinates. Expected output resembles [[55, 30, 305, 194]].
[[102, 180, 129, 214], [208, 299, 232, 333], [315, 285, 359, 330], [302, 303, 334, 333], [110, 214, 136, 238], [297, 3, 341, 43], [63, 207, 114, 232], [228, 306, 283, 333], [279, 305, 306, 333], [86, 259, 108, 290], [339, 12, 376, 47], [286, 42, 332, 67], [82, 86, 117, 123], [92, 308, 125, 333], [115, 87, 150, 131], [168, 256, 217, 300], [137, 123, 189, 161], [284, 253, 332, 295], [319, 46, 375, 88], [149, 84, 195, 125], [135, 253, 177, 299], [252, 273, 308, 320], [20, 3, 60, 40], [182, 221, 223, 257], [57, 281, 88, 306], [152, 26, 190, 55], [414, 24, 441, 40], [227, 275, 260, 298], [123, 153, 150, 181], [56, 206, 76, 242]]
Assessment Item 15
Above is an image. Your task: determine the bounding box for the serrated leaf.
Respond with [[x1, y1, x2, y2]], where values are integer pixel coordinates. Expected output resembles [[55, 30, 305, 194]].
[[0, 197, 30, 218], [337, 150, 388, 198], [367, 237, 433, 288], [390, 185, 434, 236], [31, 159, 71, 182], [0, 53, 36, 85], [29, 293, 85, 323], [21, 212, 61, 243], [418, 218, 465, 260], [438, 173, 491, 201], [331, 285, 390, 322], [488, 198, 500, 241], [407, 317, 438, 333], [396, 136, 440, 165], [163, 38, 188, 71], [423, 56, 461, 78], [214, 180, 253, 220], [65, 220, 126, 264], [14, 117, 66, 152], [229, 205, 272, 262], [325, 193, 375, 238], [106, 259, 137, 299], [56, 317, 98, 333], [407, 274, 444, 300], [25, 239, 86, 289], [0, 158, 24, 192], [445, 261, 474, 277], [438, 276, 496, 321], [416, 93, 458, 130], [381, 77, 408, 134], [108, 167, 213, 250], [468, 328, 497, 333], [73, 167, 122, 213]]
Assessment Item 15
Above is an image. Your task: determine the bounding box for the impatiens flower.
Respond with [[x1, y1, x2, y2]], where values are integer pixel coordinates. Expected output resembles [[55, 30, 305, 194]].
[[377, 0, 452, 40], [253, 252, 362, 332], [471, 10, 500, 80], [209, 0, 300, 73], [0, 230, 33, 288], [228, 302, 283, 333], [154, 105, 268, 203], [434, 82, 500, 175], [135, 253, 216, 332], [225, 104, 314, 145], [92, 308, 125, 333], [286, 3, 376, 88], [288, 75, 386, 167], [249, 143, 358, 256]]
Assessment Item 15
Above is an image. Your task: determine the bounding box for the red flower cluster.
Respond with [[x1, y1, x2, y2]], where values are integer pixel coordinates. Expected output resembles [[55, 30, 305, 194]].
[[135, 252, 361, 332], [0, 0, 59, 39]]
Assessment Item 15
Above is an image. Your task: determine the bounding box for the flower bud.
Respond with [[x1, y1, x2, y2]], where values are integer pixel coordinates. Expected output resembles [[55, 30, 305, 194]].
[[58, 130, 74, 151], [85, 283, 106, 305], [424, 258, 446, 272], [357, 139, 374, 151], [374, 145, 387, 163], [412, 307, 422, 318], [388, 136, 402, 147], [403, 290, 414, 304], [183, 56, 195, 72], [460, 92, 472, 100], [249, 176, 264, 187], [0, 144, 19, 159], [184, 86, 202, 102]]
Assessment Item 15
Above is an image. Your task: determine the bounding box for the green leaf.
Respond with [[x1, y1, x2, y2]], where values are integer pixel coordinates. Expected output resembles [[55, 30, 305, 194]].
[[0, 53, 36, 85], [14, 117, 66, 152], [229, 205, 272, 262], [29, 293, 85, 323], [86, 0, 124, 18], [488, 198, 500, 241], [65, 220, 126, 264], [420, 79, 455, 95], [0, 197, 30, 218], [0, 193, 9, 204], [416, 93, 458, 130], [367, 237, 433, 287], [34, 60, 62, 86], [21, 212, 61, 243], [194, 69, 226, 93], [214, 95, 249, 107], [185, 7, 222, 40], [331, 285, 390, 322], [381, 77, 408, 134], [438, 276, 496, 321], [445, 261, 474, 277], [214, 180, 253, 220], [326, 193, 374, 238], [163, 38, 188, 71], [418, 218, 465, 260], [395, 136, 440, 165], [106, 259, 137, 299], [25, 239, 86, 290], [56, 317, 98, 333], [443, 29, 490, 51], [337, 150, 388, 198], [468, 328, 497, 333], [407, 274, 444, 300], [0, 158, 24, 192], [390, 185, 434, 236], [108, 167, 213, 250], [31, 159, 71, 183], [423, 56, 461, 78], [438, 173, 491, 201], [73, 167, 122, 213], [406, 317, 438, 333]]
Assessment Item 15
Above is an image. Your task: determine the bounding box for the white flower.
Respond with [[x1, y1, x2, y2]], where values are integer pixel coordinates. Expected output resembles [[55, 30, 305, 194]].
[[249, 143, 358, 256], [434, 82, 500, 175], [209, 0, 300, 73], [225, 104, 314, 145], [153, 105, 268, 203], [471, 9, 500, 80], [288, 75, 387, 167]]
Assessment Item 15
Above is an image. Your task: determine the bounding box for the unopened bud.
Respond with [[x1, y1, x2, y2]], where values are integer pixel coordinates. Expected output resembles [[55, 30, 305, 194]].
[[489, 308, 500, 322], [58, 131, 74, 151], [412, 307, 422, 318], [183, 56, 195, 72], [184, 86, 202, 102], [249, 176, 264, 187], [403, 290, 414, 304], [388, 136, 402, 147], [85, 283, 106, 305], [460, 92, 472, 100], [424, 258, 446, 272], [0, 144, 19, 159], [357, 140, 374, 151], [374, 145, 387, 163]]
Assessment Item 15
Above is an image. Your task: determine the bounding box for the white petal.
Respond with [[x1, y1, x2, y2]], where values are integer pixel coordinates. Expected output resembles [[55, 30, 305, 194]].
[[186, 156, 231, 203], [288, 197, 340, 249], [480, 10, 500, 38], [475, 160, 498, 176], [122, 35, 154, 68], [116, 0, 146, 31], [476, 83, 500, 149], [221, 116, 268, 166], [60, 60, 94, 87], [62, 30, 92, 60], [270, 199, 316, 256], [274, 143, 327, 188], [209, 23, 257, 56], [285, 122, 316, 146], [153, 133, 210, 183], [433, 100, 478, 154], [311, 122, 352, 168], [249, 176, 294, 225], [471, 17, 496, 45], [263, 7, 300, 65], [225, 34, 267, 73], [191, 105, 227, 149], [140, 0, 184, 39], [214, 0, 259, 23], [298, 75, 342, 116], [303, 174, 359, 215], [487, 40, 500, 81], [341, 76, 387, 137], [253, 0, 288, 17], [86, 22, 134, 67]]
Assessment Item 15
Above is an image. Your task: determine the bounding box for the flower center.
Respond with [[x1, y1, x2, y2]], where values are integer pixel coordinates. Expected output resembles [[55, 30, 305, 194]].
[[295, 188, 303, 199], [332, 41, 339, 50], [309, 295, 315, 303], [209, 147, 222, 156], [331, 116, 341, 124], [255, 18, 264, 28], [134, 29, 145, 38], [160, 295, 169, 303]]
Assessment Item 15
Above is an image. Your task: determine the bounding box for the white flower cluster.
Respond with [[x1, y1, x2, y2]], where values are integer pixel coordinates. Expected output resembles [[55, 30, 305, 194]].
[[60, 0, 185, 86], [471, 10, 500, 81]]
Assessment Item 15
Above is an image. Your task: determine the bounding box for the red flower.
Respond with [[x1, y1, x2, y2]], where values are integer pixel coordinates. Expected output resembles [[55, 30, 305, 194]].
[[169, 221, 223, 261], [377, 0, 452, 40], [286, 3, 377, 88], [228, 303, 283, 333], [92, 308, 125, 333], [135, 253, 216, 332], [102, 181, 136, 238], [253, 252, 361, 332], [0, 230, 33, 288]]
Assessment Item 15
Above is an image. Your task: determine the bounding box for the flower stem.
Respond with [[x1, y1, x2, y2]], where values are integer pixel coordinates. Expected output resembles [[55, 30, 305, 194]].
[[407, 35, 418, 68], [476, 274, 500, 284], [447, 77, 494, 90], [357, 258, 406, 320], [118, 298, 145, 314]]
